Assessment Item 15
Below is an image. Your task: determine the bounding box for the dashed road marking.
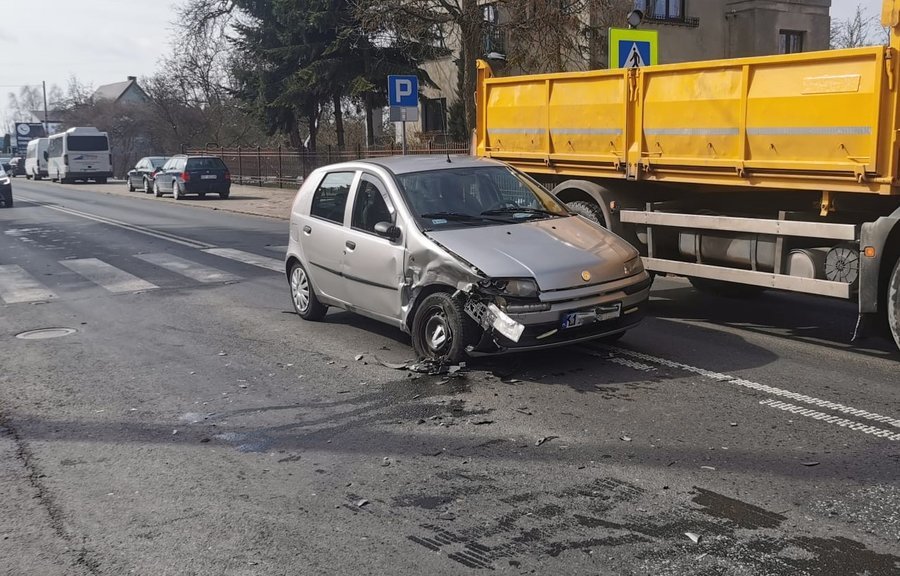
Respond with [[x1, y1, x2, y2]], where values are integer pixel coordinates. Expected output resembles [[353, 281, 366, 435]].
[[0, 265, 57, 303], [202, 248, 283, 272], [759, 399, 900, 441], [134, 253, 241, 283], [60, 258, 157, 293]]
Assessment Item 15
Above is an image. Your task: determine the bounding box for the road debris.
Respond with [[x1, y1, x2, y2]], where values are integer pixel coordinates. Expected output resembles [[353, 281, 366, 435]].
[[376, 356, 467, 376], [700, 466, 716, 471], [356, 499, 369, 508], [470, 420, 494, 425], [535, 436, 558, 446], [381, 457, 392, 467], [685, 532, 701, 544], [355, 354, 364, 361], [620, 435, 632, 442], [438, 512, 456, 521], [217, 351, 228, 356], [802, 461, 820, 467]]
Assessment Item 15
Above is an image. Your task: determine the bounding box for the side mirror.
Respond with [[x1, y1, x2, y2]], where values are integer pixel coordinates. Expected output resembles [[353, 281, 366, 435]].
[[42, 151, 48, 160], [374, 221, 401, 240]]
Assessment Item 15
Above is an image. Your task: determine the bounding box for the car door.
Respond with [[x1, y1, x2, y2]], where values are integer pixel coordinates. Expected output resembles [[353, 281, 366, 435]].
[[341, 173, 406, 324], [301, 170, 357, 304], [156, 159, 174, 191], [132, 160, 145, 187]]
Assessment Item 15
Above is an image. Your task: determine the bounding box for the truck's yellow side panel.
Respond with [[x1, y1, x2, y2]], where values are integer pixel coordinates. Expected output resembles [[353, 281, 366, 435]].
[[476, 46, 898, 195]]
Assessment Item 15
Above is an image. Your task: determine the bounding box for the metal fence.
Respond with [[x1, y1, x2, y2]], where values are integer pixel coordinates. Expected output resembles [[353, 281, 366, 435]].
[[182, 142, 472, 188]]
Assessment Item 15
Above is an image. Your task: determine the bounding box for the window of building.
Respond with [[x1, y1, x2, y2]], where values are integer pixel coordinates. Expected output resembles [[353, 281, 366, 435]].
[[779, 30, 804, 54], [422, 98, 447, 133], [640, 0, 697, 26]]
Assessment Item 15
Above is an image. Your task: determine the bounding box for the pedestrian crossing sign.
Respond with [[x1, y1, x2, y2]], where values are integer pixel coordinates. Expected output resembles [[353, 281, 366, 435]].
[[608, 28, 658, 69]]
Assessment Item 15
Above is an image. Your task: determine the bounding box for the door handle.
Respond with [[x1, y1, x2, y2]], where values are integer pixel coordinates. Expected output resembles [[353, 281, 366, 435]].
[[302, 225, 311, 234], [345, 240, 356, 250]]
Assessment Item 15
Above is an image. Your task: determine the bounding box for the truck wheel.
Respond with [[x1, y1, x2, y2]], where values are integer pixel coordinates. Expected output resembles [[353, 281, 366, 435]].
[[689, 277, 767, 298], [566, 200, 606, 227], [888, 257, 900, 353]]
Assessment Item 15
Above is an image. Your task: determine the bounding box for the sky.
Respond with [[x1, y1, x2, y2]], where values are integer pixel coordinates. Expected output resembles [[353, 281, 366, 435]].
[[0, 0, 887, 130]]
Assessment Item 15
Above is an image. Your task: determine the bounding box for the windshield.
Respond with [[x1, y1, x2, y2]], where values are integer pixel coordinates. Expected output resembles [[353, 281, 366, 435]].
[[395, 165, 569, 230], [68, 135, 109, 151], [149, 157, 168, 168]]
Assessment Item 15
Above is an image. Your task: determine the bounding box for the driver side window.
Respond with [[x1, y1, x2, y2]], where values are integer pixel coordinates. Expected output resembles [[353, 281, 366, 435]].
[[351, 176, 393, 234]]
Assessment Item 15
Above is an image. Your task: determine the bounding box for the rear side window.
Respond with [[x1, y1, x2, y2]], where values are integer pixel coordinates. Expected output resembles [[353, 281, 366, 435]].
[[187, 157, 226, 170], [311, 172, 354, 224]]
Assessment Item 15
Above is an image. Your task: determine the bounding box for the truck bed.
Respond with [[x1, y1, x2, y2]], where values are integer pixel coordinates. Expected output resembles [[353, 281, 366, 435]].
[[475, 46, 900, 196]]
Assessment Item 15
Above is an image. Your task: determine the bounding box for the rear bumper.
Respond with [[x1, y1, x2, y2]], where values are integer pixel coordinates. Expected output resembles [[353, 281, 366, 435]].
[[184, 181, 231, 194], [66, 171, 112, 179]]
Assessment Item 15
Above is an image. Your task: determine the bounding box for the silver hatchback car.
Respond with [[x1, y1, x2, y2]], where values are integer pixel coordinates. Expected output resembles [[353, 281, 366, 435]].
[[285, 156, 651, 363]]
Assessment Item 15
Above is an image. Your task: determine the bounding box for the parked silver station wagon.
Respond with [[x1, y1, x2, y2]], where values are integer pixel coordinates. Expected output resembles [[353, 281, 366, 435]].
[[285, 156, 651, 363]]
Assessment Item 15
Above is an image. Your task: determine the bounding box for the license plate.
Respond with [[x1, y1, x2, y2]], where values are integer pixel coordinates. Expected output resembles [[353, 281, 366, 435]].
[[201, 174, 217, 180], [561, 303, 622, 329]]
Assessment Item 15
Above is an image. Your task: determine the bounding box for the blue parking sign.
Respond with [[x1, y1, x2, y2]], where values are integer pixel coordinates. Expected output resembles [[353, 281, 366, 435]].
[[388, 75, 418, 108]]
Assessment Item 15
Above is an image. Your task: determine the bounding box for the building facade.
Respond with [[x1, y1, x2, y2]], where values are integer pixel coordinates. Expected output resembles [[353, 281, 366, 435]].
[[412, 0, 832, 140]]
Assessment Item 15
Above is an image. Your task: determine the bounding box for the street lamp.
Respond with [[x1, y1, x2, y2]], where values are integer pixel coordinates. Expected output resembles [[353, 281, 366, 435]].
[[627, 9, 644, 29]]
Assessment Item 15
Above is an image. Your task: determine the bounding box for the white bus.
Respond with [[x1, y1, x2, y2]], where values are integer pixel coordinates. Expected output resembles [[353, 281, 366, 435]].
[[24, 137, 49, 180], [47, 127, 112, 184]]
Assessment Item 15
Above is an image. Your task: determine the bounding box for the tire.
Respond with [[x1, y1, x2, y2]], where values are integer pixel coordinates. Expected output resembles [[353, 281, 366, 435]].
[[689, 277, 767, 298], [199, 192, 206, 199], [97, 177, 107, 185], [25, 174, 32, 180], [289, 261, 327, 321], [144, 179, 152, 194], [1, 192, 13, 208], [888, 257, 900, 354], [566, 200, 606, 227], [411, 292, 476, 363], [219, 190, 230, 199], [154, 181, 162, 197], [172, 181, 182, 200], [127, 178, 135, 192], [34, 172, 42, 181]]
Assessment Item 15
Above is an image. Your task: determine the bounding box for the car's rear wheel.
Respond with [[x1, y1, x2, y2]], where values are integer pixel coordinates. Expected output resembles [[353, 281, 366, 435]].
[[153, 181, 162, 197], [96, 177, 107, 185], [127, 178, 135, 192], [172, 181, 182, 200], [219, 190, 230, 199], [289, 261, 327, 320], [199, 192, 206, 199], [411, 292, 475, 364], [888, 256, 900, 354], [1, 192, 13, 208], [144, 179, 152, 194]]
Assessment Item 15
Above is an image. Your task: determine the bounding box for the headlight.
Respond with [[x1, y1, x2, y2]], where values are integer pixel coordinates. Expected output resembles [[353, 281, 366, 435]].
[[478, 278, 540, 298], [623, 256, 644, 277], [0, 177, 10, 185]]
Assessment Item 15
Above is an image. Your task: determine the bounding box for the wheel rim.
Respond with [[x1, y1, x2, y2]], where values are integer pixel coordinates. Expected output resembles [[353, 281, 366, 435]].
[[144, 180, 150, 193], [291, 266, 310, 313], [422, 307, 453, 356]]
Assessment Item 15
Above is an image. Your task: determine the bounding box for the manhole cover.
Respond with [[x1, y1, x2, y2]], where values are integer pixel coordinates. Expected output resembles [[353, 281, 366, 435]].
[[15, 328, 77, 340]]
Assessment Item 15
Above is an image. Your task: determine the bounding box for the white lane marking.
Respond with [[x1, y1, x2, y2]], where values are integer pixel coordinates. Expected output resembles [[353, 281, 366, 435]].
[[579, 347, 657, 372], [0, 265, 57, 303], [605, 345, 900, 432], [16, 196, 214, 249], [202, 248, 283, 272], [59, 258, 158, 293], [759, 399, 900, 441], [134, 253, 241, 283], [264, 245, 288, 253]]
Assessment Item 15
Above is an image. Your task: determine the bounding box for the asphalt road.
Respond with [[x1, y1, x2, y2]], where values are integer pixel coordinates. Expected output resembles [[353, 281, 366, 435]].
[[0, 178, 898, 576]]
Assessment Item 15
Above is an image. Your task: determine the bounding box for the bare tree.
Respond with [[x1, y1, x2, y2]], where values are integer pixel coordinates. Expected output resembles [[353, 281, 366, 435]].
[[831, 5, 888, 49]]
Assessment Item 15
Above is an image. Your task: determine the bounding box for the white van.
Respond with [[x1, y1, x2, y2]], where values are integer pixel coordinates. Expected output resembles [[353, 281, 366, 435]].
[[24, 137, 49, 180], [47, 127, 112, 184]]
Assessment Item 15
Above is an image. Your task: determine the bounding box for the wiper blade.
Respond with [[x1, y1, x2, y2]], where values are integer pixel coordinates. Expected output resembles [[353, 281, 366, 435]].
[[420, 211, 482, 221], [480, 207, 562, 217]]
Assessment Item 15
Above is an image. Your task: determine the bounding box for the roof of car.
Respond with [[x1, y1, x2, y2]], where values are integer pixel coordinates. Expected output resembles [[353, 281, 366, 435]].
[[354, 155, 501, 175]]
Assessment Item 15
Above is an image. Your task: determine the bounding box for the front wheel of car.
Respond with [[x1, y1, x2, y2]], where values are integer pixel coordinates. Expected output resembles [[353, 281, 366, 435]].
[[289, 261, 327, 321], [411, 292, 475, 364], [172, 181, 182, 200], [153, 181, 162, 197], [143, 179, 152, 194]]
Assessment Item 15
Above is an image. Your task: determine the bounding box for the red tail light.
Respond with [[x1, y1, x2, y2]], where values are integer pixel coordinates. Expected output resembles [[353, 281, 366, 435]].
[[224, 170, 231, 181], [181, 171, 190, 182]]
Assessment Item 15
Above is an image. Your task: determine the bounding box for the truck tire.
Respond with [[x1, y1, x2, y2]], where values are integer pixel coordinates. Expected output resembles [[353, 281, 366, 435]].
[[689, 277, 767, 299], [566, 200, 606, 227], [888, 257, 900, 353]]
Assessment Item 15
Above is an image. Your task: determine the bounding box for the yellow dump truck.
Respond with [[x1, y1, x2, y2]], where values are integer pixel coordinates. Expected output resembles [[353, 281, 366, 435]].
[[475, 2, 900, 353]]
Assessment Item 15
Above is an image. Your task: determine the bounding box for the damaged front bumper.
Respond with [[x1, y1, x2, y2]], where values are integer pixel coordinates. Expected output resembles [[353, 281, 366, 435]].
[[462, 272, 651, 355]]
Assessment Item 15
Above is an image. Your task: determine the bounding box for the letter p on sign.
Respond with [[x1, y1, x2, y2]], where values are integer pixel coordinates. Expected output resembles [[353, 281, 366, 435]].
[[388, 75, 419, 108]]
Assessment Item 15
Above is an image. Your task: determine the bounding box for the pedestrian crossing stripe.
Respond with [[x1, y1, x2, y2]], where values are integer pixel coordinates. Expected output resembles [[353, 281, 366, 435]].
[[60, 258, 158, 294], [134, 253, 241, 283], [202, 248, 284, 272], [0, 265, 57, 303]]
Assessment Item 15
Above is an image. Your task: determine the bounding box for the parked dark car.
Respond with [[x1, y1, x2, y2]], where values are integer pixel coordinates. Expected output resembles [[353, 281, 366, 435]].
[[7, 157, 25, 177], [153, 155, 231, 200], [0, 166, 12, 207], [0, 157, 11, 173], [126, 156, 169, 193]]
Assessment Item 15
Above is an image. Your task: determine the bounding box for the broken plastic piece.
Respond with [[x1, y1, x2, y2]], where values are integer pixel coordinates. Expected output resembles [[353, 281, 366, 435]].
[[685, 532, 701, 544]]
